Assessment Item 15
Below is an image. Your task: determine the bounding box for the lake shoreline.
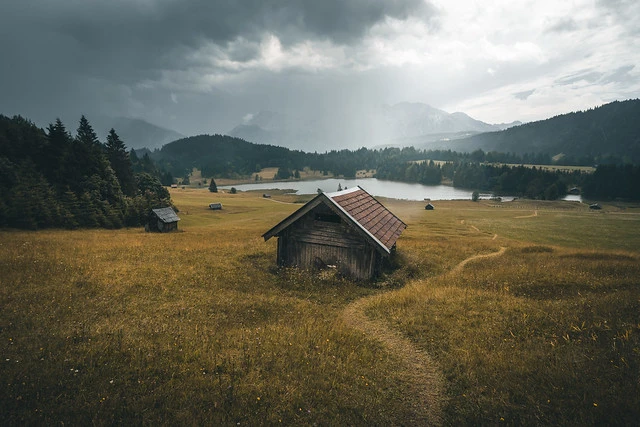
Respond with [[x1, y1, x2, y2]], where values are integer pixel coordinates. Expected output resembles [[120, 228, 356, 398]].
[[219, 177, 582, 202]]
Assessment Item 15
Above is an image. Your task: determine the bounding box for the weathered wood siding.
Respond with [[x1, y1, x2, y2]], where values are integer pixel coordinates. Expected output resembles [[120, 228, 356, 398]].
[[276, 205, 383, 280], [156, 220, 178, 232]]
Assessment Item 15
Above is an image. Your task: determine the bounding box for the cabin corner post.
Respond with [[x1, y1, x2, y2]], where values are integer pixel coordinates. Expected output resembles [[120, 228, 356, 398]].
[[276, 235, 288, 267]]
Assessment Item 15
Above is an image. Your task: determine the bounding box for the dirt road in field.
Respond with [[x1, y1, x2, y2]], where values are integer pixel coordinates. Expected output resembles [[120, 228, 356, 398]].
[[342, 246, 506, 425]]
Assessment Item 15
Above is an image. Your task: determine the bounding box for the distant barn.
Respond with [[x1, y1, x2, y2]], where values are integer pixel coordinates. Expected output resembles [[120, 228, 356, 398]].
[[425, 203, 434, 210], [209, 203, 223, 210], [146, 207, 180, 232], [263, 186, 406, 280]]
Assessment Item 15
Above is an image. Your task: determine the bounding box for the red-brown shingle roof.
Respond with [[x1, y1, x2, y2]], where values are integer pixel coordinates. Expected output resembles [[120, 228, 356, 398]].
[[327, 187, 406, 251]]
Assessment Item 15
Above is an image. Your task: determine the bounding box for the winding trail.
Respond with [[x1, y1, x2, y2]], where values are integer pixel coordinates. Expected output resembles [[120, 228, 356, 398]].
[[450, 246, 507, 275], [342, 245, 507, 425]]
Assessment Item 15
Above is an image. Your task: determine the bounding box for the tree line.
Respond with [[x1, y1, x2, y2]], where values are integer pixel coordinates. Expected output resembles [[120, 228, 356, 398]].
[[156, 133, 640, 201], [2, 111, 638, 231], [452, 99, 640, 164], [0, 114, 172, 229]]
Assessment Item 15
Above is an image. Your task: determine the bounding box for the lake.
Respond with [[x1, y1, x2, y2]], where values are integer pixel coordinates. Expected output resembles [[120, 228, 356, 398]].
[[222, 178, 475, 201], [221, 178, 584, 202]]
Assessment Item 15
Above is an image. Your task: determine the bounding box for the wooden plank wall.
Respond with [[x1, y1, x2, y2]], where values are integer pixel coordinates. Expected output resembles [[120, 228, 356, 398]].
[[277, 205, 382, 280]]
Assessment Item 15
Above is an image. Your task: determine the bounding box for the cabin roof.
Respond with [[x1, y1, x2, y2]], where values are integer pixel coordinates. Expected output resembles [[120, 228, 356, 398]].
[[152, 207, 180, 223], [263, 186, 406, 254]]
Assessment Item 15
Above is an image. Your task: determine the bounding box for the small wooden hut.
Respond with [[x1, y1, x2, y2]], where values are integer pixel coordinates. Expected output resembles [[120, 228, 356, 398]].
[[147, 207, 180, 232], [263, 186, 406, 280], [425, 203, 434, 210]]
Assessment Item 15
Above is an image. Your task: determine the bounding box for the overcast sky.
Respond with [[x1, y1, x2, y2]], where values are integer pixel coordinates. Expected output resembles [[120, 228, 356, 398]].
[[1, 0, 638, 143]]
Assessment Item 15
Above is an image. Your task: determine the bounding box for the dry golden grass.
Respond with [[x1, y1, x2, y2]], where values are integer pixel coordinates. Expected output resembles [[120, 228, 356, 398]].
[[1, 188, 639, 425], [368, 198, 640, 425]]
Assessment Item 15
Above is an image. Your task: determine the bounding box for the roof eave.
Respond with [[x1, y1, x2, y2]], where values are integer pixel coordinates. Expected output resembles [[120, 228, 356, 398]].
[[262, 193, 326, 241]]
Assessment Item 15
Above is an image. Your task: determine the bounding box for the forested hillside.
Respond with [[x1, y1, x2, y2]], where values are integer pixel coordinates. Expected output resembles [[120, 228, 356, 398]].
[[2, 107, 639, 232], [155, 134, 307, 177], [449, 99, 640, 163], [0, 115, 172, 229]]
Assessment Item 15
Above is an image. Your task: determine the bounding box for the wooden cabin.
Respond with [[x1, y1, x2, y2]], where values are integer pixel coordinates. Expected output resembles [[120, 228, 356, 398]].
[[425, 203, 434, 210], [147, 207, 180, 232], [263, 186, 406, 280], [209, 202, 223, 210]]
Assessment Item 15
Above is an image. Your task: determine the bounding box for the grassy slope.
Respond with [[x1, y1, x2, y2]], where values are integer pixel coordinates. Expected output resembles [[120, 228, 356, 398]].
[[1, 189, 639, 425]]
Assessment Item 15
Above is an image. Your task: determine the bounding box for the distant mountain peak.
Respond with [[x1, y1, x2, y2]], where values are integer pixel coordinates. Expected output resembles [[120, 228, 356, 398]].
[[228, 102, 516, 150], [97, 116, 184, 150]]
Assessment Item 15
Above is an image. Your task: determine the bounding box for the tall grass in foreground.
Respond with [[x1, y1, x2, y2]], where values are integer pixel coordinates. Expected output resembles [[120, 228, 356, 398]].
[[1, 189, 639, 424], [371, 201, 640, 425]]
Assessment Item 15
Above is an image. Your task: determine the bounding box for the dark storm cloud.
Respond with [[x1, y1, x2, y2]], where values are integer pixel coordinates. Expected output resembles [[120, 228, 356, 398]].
[[6, 0, 435, 79], [0, 0, 436, 127]]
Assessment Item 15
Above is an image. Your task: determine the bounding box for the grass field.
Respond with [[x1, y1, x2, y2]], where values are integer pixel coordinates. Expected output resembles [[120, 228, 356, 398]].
[[1, 188, 639, 425]]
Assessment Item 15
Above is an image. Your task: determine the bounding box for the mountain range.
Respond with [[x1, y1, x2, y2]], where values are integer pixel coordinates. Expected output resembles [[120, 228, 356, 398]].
[[156, 99, 639, 172], [229, 103, 521, 150], [54, 99, 637, 163], [91, 116, 185, 151]]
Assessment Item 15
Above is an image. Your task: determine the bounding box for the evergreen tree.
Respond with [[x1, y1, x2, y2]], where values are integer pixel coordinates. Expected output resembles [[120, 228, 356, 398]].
[[0, 114, 176, 230], [159, 170, 174, 186], [136, 172, 170, 201], [76, 115, 100, 147], [105, 129, 136, 196], [208, 178, 218, 193], [45, 118, 72, 183], [136, 152, 157, 175]]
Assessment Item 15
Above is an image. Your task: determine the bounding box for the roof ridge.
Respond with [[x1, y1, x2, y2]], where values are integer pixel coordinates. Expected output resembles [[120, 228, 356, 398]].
[[324, 189, 391, 254], [325, 186, 361, 198]]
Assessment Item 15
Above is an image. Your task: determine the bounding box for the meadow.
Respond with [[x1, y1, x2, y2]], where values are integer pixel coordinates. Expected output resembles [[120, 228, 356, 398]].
[[1, 188, 639, 425]]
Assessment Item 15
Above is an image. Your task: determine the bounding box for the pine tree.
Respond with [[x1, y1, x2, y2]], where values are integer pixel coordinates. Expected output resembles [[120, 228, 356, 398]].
[[76, 115, 100, 147], [105, 129, 136, 196], [45, 118, 72, 185], [208, 178, 218, 193]]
